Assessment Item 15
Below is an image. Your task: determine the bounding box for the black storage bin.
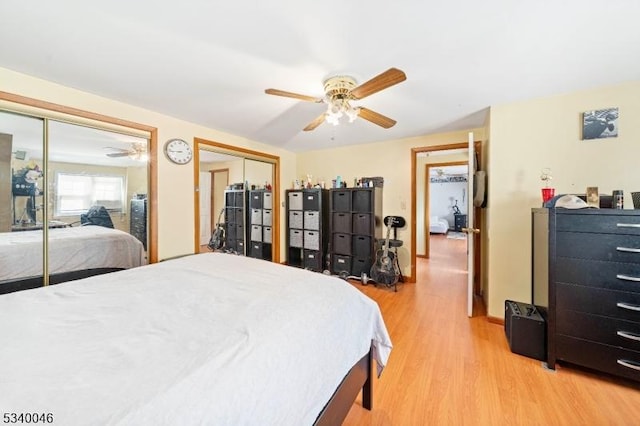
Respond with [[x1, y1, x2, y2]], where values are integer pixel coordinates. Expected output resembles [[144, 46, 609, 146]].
[[227, 223, 237, 239], [303, 191, 321, 211], [225, 192, 235, 207], [352, 235, 372, 257], [303, 250, 322, 271], [234, 191, 244, 207], [236, 239, 245, 254], [225, 208, 235, 224], [249, 192, 263, 209], [332, 190, 351, 212], [235, 208, 244, 223], [351, 257, 372, 277], [226, 238, 236, 252], [332, 255, 351, 274], [250, 242, 263, 258], [235, 223, 244, 240], [332, 212, 352, 233], [352, 213, 371, 235], [332, 233, 351, 255], [352, 190, 373, 212]]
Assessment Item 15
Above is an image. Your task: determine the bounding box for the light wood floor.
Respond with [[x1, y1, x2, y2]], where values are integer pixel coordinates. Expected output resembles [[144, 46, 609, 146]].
[[343, 234, 640, 425]]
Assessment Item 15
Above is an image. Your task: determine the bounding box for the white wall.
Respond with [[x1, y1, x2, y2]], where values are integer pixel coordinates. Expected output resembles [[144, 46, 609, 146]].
[[429, 179, 468, 228], [488, 80, 640, 318]]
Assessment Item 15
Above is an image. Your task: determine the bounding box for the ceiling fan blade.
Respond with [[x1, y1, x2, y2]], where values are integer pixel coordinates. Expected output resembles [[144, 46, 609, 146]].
[[303, 113, 327, 131], [358, 107, 397, 129], [106, 152, 131, 158], [265, 89, 323, 103], [350, 68, 407, 100]]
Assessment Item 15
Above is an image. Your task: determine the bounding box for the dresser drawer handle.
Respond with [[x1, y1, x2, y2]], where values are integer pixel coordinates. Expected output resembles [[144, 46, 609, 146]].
[[616, 274, 640, 282], [617, 359, 640, 371], [616, 247, 640, 253], [617, 331, 640, 342], [617, 223, 640, 228], [617, 302, 640, 312]]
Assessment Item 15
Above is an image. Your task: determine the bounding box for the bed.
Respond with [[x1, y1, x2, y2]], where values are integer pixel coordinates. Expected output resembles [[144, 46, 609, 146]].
[[0, 252, 392, 425], [429, 216, 450, 234], [0, 225, 146, 294]]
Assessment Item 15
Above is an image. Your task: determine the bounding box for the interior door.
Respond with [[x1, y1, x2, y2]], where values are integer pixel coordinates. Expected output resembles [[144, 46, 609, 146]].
[[465, 132, 478, 317]]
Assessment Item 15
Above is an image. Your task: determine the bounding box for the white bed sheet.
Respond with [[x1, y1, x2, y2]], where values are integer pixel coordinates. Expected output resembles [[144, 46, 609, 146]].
[[0, 253, 392, 425], [0, 225, 145, 282]]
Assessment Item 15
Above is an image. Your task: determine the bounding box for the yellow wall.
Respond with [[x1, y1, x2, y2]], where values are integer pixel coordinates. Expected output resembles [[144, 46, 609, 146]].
[[0, 67, 298, 260], [487, 80, 640, 318]]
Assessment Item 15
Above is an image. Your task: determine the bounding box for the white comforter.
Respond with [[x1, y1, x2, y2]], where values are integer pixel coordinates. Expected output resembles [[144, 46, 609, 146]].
[[0, 253, 392, 425], [0, 225, 145, 282]]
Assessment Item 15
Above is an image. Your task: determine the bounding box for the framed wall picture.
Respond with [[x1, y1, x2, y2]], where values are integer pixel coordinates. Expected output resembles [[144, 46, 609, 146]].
[[582, 107, 618, 140]]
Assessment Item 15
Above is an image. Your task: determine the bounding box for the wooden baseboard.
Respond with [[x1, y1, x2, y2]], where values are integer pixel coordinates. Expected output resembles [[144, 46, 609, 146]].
[[487, 316, 504, 326]]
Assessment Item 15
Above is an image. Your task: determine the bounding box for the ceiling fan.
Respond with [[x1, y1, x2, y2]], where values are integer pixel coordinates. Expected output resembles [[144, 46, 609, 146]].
[[265, 68, 406, 131], [104, 143, 147, 160]]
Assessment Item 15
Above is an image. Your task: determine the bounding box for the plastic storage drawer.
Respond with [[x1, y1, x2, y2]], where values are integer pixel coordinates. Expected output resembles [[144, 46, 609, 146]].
[[352, 235, 372, 257], [351, 257, 372, 277], [235, 223, 244, 240], [249, 192, 263, 209], [303, 250, 322, 271]]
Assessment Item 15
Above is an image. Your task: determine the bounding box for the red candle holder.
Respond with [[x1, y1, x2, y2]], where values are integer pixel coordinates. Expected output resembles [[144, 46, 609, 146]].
[[541, 188, 555, 204]]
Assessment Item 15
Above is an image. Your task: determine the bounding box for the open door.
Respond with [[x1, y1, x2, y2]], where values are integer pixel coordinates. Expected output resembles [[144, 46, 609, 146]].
[[463, 132, 480, 317]]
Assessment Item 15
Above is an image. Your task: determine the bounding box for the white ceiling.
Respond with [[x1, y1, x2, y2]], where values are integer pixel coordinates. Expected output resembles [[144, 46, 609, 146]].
[[1, 1, 639, 153]]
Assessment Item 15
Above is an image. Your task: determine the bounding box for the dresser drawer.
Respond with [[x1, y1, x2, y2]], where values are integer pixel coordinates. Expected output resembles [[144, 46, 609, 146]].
[[556, 335, 640, 382], [555, 257, 640, 293], [557, 232, 640, 263], [556, 212, 640, 235], [556, 309, 640, 352], [556, 283, 640, 321]]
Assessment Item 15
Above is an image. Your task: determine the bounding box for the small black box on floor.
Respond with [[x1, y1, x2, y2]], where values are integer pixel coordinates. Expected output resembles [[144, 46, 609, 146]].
[[504, 300, 546, 361]]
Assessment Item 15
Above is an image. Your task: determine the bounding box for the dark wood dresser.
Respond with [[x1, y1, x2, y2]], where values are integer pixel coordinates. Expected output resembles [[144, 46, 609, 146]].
[[546, 208, 640, 382]]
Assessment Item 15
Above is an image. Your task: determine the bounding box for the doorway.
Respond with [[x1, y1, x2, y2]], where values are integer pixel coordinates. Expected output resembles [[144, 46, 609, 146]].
[[411, 141, 483, 309]]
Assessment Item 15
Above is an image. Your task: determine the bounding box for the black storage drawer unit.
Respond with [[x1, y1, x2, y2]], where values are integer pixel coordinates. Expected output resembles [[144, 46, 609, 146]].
[[454, 214, 467, 232], [540, 208, 640, 384], [129, 198, 147, 250], [285, 189, 329, 272], [246, 189, 272, 261], [329, 187, 382, 276]]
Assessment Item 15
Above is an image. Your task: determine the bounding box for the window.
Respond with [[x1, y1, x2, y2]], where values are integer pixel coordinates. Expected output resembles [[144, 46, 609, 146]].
[[55, 173, 125, 216]]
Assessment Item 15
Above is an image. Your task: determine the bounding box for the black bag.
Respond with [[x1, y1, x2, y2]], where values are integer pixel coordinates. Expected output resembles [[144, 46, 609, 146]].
[[81, 205, 115, 229]]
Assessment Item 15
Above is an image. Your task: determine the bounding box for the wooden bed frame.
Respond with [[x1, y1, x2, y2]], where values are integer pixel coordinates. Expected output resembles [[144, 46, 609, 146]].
[[0, 268, 123, 295], [314, 347, 373, 425]]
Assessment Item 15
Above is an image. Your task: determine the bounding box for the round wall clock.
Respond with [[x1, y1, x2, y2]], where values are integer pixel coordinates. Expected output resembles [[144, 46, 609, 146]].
[[164, 138, 193, 164]]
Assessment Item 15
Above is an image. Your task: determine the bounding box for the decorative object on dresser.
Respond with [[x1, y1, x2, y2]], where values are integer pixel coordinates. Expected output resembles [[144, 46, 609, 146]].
[[586, 186, 599, 208], [247, 189, 273, 261], [329, 187, 383, 279], [285, 188, 329, 272], [535, 208, 640, 382], [540, 167, 554, 205]]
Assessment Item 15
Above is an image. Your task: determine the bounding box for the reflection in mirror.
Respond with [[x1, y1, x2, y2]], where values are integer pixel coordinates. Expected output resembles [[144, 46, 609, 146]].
[[197, 148, 275, 261], [0, 112, 45, 290], [0, 110, 149, 294]]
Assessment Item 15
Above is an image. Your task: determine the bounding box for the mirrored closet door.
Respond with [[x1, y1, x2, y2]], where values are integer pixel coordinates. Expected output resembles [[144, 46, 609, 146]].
[[0, 110, 150, 293]]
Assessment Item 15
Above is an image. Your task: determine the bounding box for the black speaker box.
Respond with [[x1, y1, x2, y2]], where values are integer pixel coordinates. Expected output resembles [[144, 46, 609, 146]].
[[504, 300, 546, 361]]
